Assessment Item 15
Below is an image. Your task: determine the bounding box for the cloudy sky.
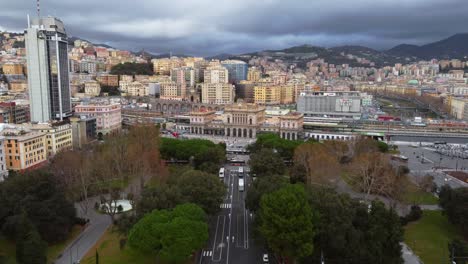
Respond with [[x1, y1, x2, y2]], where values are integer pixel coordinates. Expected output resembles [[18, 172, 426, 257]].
[[1, 0, 468, 56]]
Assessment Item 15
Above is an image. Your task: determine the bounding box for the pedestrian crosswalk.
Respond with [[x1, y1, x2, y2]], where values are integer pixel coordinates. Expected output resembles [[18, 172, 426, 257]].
[[202, 250, 213, 257], [220, 203, 232, 209]]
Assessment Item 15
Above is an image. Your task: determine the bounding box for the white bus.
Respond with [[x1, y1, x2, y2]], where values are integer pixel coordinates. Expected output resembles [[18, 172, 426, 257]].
[[238, 167, 244, 177], [238, 178, 244, 192], [219, 168, 225, 178]]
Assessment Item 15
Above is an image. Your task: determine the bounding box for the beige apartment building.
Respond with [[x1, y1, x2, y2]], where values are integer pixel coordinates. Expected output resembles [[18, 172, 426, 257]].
[[28, 122, 73, 158], [247, 67, 262, 82], [201, 83, 235, 104], [84, 80, 101, 96], [254, 85, 281, 104], [204, 65, 229, 84], [152, 58, 183, 75], [160, 81, 185, 100], [280, 85, 295, 104], [126, 81, 148, 96]]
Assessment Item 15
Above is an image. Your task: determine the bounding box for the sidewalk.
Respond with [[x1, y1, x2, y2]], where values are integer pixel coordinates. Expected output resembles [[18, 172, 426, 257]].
[[55, 197, 111, 264]]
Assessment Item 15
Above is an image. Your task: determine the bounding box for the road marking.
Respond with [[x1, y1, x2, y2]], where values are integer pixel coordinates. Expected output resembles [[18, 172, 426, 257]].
[[202, 250, 213, 257], [220, 203, 232, 209], [212, 215, 226, 262]]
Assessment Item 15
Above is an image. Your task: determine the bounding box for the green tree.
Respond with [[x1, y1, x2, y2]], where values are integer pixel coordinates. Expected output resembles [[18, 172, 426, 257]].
[[250, 148, 285, 177], [366, 201, 403, 264], [439, 186, 468, 236], [128, 203, 208, 263], [246, 175, 287, 212], [137, 185, 184, 216], [305, 186, 404, 264], [259, 184, 315, 262], [0, 171, 76, 243], [377, 141, 389, 153], [110, 62, 153, 75], [15, 212, 47, 264], [175, 170, 226, 215], [247, 133, 301, 160]]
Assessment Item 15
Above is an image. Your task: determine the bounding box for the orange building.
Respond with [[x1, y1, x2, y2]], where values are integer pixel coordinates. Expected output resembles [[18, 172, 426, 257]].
[[1, 128, 47, 171], [2, 63, 23, 75]]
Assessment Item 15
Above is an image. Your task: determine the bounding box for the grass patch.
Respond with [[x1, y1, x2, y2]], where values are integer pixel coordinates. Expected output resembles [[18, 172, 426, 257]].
[[402, 178, 439, 205], [81, 227, 155, 264], [404, 210, 462, 264], [0, 225, 83, 264]]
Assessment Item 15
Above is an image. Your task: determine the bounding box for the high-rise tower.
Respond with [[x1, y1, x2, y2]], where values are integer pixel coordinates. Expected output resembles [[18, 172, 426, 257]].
[[25, 16, 71, 122]]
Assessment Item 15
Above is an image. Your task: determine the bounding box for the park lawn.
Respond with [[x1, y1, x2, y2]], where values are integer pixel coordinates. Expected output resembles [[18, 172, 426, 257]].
[[81, 227, 155, 264], [402, 178, 439, 205], [404, 210, 462, 264], [0, 225, 83, 264]]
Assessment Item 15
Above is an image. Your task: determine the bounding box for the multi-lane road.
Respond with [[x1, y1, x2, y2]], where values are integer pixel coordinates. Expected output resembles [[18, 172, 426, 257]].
[[197, 158, 269, 264]]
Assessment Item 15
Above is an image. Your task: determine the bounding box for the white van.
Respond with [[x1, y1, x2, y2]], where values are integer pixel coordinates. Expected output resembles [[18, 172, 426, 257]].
[[219, 167, 225, 178], [238, 178, 244, 192]]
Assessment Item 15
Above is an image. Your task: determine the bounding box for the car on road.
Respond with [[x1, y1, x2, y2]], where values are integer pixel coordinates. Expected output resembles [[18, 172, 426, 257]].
[[263, 253, 269, 263], [219, 167, 225, 178]]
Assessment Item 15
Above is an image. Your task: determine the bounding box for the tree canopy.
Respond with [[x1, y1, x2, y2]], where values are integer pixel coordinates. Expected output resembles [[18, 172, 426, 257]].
[[259, 184, 316, 262], [160, 138, 225, 173], [247, 133, 302, 160], [138, 169, 226, 216], [249, 148, 286, 177], [439, 186, 468, 236], [128, 203, 208, 263], [246, 174, 288, 212], [0, 171, 76, 243], [305, 186, 403, 264], [110, 62, 153, 75]]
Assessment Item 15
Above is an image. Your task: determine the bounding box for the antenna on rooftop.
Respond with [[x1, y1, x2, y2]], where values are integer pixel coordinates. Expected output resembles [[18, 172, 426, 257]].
[[37, 0, 40, 17]]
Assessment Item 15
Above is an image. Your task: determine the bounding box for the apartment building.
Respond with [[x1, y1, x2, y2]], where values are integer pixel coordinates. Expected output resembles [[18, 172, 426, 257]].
[[1, 128, 47, 171], [74, 103, 122, 136], [127, 81, 148, 97], [84, 80, 101, 96], [28, 122, 73, 158], [201, 83, 235, 104], [254, 85, 281, 105]]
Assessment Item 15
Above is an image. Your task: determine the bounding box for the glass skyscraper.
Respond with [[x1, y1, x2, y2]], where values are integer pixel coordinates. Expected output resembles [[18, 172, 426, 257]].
[[221, 60, 248, 83], [25, 16, 71, 122]]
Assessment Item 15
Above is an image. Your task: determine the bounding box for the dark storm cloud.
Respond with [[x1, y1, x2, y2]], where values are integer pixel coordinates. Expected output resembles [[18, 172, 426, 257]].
[[1, 0, 468, 56]]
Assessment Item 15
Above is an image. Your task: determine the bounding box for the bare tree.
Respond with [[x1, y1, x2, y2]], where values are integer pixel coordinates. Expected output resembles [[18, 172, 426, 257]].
[[294, 143, 341, 187], [348, 152, 401, 202], [50, 150, 94, 217]]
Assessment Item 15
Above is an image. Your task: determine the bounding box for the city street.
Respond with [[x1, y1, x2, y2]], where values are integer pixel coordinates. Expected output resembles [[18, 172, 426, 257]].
[[197, 159, 269, 264]]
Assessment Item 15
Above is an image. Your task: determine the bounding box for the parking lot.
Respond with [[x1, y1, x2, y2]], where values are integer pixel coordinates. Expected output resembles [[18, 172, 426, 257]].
[[398, 144, 467, 171], [397, 144, 468, 189]]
